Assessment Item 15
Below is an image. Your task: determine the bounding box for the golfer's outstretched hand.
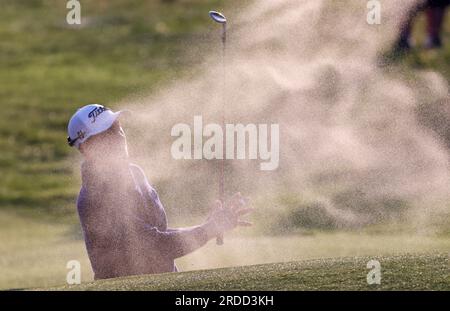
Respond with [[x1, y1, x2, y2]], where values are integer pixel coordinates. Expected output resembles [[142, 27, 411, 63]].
[[204, 193, 253, 239]]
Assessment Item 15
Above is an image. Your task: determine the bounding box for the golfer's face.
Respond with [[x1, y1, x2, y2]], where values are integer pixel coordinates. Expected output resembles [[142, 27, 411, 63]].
[[85, 120, 128, 159]]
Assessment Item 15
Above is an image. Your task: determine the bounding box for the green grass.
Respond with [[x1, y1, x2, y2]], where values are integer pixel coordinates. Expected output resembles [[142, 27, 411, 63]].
[[2, 208, 449, 291], [45, 253, 449, 290]]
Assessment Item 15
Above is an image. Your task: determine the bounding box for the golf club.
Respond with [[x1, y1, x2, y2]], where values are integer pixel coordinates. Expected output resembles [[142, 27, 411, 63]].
[[209, 10, 227, 246]]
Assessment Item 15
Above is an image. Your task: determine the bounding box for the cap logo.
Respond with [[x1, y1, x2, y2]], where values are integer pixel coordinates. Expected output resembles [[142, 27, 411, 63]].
[[77, 130, 85, 139], [88, 106, 109, 123]]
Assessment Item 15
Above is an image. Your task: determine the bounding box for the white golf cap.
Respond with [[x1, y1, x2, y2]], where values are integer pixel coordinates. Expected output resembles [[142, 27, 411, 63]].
[[67, 104, 127, 149]]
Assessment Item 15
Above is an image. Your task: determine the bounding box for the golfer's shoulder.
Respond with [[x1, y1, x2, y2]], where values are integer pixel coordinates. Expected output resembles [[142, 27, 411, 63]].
[[77, 186, 86, 201], [76, 186, 88, 214], [130, 164, 162, 205]]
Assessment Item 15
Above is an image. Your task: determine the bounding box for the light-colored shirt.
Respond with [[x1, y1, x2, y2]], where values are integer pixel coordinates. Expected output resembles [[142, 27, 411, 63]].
[[77, 162, 209, 280]]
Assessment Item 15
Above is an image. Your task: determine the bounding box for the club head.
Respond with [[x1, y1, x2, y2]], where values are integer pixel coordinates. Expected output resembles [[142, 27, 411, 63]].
[[209, 11, 227, 24]]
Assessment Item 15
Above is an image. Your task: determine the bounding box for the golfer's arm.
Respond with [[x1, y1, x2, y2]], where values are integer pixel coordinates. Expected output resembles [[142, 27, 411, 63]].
[[141, 222, 218, 259]]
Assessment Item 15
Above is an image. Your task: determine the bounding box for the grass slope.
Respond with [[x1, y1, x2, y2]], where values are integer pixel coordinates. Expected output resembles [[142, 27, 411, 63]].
[[49, 253, 449, 291]]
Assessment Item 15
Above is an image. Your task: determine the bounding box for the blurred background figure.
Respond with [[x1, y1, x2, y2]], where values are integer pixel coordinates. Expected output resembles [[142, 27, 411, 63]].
[[396, 0, 449, 51]]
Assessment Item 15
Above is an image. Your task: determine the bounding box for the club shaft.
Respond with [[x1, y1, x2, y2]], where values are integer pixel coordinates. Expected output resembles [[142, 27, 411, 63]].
[[216, 23, 227, 246]]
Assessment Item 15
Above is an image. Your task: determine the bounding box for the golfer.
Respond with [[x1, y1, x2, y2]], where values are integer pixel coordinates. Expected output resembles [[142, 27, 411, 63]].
[[67, 104, 253, 280]]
